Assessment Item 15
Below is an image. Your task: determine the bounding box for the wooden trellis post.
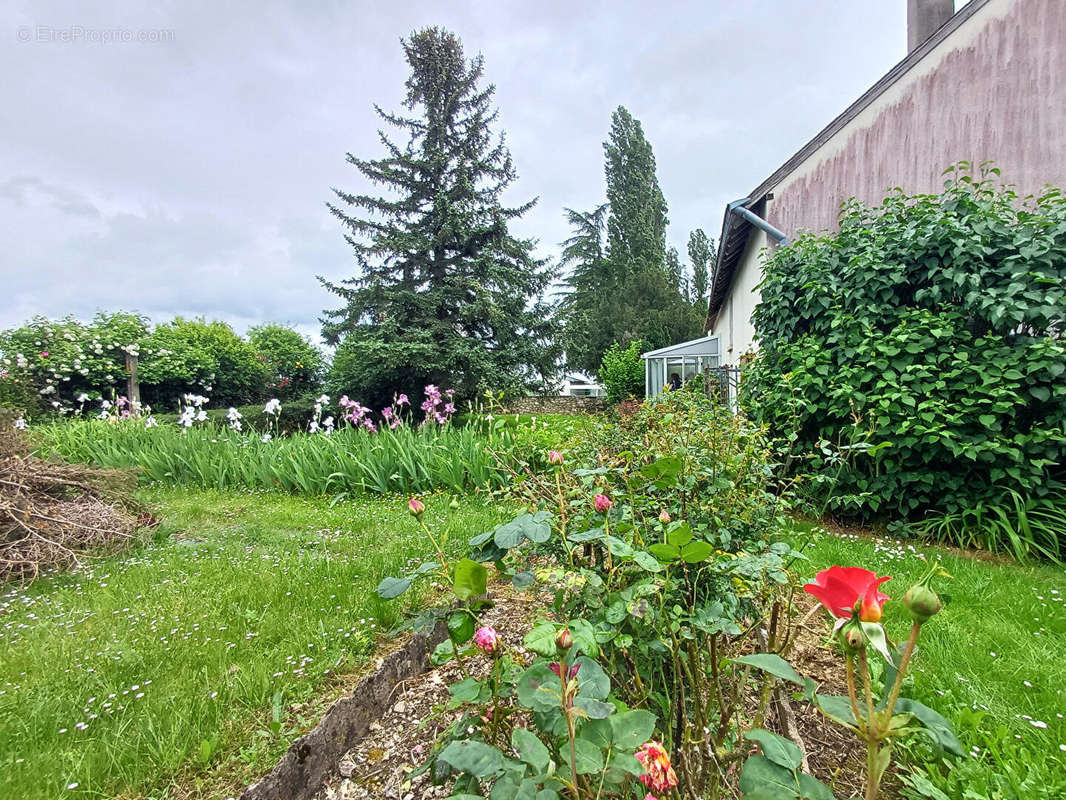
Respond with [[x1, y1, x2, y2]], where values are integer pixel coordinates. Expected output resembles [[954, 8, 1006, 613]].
[[125, 352, 140, 407]]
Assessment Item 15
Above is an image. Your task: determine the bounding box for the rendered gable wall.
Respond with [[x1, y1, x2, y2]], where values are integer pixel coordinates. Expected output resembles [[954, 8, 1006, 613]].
[[712, 0, 1066, 360]]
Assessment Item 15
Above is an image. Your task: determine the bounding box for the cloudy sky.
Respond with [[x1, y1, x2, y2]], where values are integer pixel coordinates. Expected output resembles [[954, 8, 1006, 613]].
[[2, 1, 958, 340]]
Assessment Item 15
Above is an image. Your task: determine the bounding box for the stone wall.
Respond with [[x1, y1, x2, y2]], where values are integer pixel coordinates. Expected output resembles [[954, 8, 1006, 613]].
[[501, 395, 607, 415]]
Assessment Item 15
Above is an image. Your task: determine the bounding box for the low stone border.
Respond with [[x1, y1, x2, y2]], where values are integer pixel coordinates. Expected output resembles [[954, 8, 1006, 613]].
[[239, 621, 448, 800], [501, 396, 607, 415]]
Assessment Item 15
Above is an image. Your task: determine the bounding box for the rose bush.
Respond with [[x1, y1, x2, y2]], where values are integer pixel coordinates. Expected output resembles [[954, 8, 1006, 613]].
[[376, 390, 819, 799]]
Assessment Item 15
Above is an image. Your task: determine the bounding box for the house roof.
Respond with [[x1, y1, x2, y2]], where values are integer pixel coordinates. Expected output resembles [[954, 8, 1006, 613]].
[[704, 0, 992, 331], [641, 334, 720, 359]]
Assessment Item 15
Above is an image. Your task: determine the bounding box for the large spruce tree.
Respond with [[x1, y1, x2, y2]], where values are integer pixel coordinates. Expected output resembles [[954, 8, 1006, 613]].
[[320, 27, 557, 406], [560, 107, 702, 373]]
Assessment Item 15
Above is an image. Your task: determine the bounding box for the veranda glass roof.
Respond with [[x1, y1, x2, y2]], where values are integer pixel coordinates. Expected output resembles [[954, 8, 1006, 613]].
[[641, 334, 721, 398]]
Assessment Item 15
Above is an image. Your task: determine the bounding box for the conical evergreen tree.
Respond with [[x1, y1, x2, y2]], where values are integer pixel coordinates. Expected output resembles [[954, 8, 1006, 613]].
[[320, 27, 558, 406], [556, 204, 614, 372]]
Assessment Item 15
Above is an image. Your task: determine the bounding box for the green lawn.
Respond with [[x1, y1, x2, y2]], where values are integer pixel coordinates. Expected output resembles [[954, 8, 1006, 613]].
[[0, 487, 504, 800], [797, 524, 1066, 800], [4, 486, 1064, 800]]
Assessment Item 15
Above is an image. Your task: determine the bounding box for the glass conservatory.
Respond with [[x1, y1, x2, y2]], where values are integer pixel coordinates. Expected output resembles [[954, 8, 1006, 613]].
[[642, 335, 721, 398]]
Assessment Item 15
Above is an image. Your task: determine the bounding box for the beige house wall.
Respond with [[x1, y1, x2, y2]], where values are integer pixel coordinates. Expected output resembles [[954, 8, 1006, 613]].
[[715, 0, 1066, 358]]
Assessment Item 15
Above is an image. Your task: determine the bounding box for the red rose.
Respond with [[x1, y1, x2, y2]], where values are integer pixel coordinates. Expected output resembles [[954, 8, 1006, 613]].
[[804, 566, 890, 623]]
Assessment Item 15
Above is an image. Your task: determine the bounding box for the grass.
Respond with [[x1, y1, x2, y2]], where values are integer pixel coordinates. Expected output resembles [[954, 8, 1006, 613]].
[[794, 522, 1066, 800], [0, 486, 505, 800]]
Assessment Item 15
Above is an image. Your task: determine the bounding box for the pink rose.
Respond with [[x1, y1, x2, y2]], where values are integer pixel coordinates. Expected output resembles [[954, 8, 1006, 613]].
[[474, 626, 499, 656], [593, 494, 612, 513]]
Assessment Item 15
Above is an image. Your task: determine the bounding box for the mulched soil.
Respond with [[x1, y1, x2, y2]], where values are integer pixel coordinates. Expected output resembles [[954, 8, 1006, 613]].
[[316, 582, 548, 800], [308, 575, 897, 800]]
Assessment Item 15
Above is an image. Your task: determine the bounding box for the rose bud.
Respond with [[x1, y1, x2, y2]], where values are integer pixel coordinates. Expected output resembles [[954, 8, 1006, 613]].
[[658, 509, 671, 525], [408, 497, 425, 517], [474, 626, 500, 656], [593, 494, 612, 513], [839, 619, 866, 652], [903, 583, 942, 623], [555, 628, 573, 651], [548, 450, 564, 465], [858, 585, 885, 623]]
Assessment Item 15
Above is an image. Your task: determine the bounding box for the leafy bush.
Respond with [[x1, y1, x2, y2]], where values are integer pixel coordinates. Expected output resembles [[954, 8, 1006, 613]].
[[140, 319, 267, 409], [247, 324, 325, 401], [597, 340, 644, 403], [0, 312, 150, 409], [1, 313, 277, 413], [0, 372, 40, 418], [378, 391, 813, 798], [743, 166, 1066, 521]]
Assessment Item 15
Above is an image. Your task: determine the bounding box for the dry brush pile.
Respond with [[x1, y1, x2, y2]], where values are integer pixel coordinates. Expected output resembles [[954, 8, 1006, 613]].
[[0, 411, 147, 582]]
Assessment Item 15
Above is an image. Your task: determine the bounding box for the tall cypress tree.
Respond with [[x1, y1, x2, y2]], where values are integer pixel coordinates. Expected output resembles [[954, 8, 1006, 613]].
[[558, 107, 701, 372], [603, 106, 668, 280], [687, 228, 715, 303], [665, 246, 683, 292], [320, 27, 557, 405]]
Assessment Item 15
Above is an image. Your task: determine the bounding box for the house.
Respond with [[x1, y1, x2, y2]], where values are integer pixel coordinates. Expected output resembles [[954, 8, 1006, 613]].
[[705, 0, 1066, 362]]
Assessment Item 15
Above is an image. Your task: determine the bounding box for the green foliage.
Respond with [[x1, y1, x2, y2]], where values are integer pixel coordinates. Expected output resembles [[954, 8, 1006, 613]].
[[33, 415, 518, 495], [0, 313, 282, 413], [687, 227, 715, 303], [0, 486, 503, 799], [0, 312, 150, 409], [501, 390, 796, 797], [743, 166, 1066, 523], [604, 106, 668, 277], [140, 318, 267, 409], [319, 27, 559, 409], [247, 324, 324, 400], [559, 109, 703, 373], [799, 523, 1066, 800], [597, 340, 644, 403], [0, 370, 39, 418], [904, 490, 1065, 562]]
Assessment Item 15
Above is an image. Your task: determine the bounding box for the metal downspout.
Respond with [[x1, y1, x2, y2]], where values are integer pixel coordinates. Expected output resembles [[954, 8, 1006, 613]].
[[727, 197, 789, 246]]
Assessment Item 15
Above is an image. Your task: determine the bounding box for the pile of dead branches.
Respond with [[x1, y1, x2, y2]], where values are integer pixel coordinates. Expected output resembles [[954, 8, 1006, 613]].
[[1, 411, 147, 583]]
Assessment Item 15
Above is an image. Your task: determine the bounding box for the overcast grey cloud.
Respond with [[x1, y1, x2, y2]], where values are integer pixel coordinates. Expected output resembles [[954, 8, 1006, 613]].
[[2, 1, 934, 340]]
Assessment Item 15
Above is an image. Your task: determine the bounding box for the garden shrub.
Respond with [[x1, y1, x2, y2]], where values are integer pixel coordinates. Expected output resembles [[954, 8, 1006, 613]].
[[378, 390, 812, 798], [0, 312, 150, 411], [140, 319, 267, 409], [247, 324, 325, 400], [597, 340, 644, 403], [743, 166, 1066, 520], [1, 313, 276, 413]]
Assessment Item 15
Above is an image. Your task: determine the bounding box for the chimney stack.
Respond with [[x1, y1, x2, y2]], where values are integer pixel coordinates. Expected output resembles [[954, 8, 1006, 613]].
[[907, 0, 955, 51]]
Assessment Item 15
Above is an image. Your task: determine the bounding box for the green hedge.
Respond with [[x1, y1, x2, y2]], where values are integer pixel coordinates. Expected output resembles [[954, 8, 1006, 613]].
[[742, 167, 1066, 517]]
